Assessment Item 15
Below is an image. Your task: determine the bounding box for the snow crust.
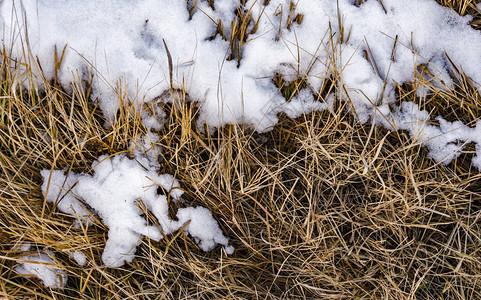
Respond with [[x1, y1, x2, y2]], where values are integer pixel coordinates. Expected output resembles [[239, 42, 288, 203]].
[[41, 154, 233, 268], [15, 246, 67, 289]]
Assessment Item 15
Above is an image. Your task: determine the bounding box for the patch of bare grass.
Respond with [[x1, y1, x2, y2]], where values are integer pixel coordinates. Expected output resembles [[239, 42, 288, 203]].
[[1, 57, 481, 298]]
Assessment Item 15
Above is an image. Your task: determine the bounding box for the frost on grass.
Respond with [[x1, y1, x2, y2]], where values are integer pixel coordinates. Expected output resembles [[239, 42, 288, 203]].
[[3, 0, 481, 165], [15, 246, 67, 289], [41, 154, 233, 268]]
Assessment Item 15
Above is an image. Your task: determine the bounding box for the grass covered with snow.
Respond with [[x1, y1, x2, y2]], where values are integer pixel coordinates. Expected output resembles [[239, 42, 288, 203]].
[[1, 0, 481, 299]]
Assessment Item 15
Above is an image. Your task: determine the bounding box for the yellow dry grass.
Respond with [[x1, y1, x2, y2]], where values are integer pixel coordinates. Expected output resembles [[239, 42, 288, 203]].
[[1, 0, 481, 299]]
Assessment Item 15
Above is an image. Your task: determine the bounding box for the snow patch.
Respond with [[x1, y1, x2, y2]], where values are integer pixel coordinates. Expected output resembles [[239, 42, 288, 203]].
[[41, 154, 233, 268], [70, 251, 88, 266], [177, 206, 235, 255], [373, 102, 476, 165], [15, 246, 67, 289]]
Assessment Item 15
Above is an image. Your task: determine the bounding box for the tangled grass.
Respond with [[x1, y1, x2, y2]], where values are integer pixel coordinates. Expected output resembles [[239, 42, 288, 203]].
[[1, 0, 481, 299]]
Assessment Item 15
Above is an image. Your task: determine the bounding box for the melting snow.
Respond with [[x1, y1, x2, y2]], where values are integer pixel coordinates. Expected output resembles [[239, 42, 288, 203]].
[[70, 251, 88, 267], [15, 246, 67, 289], [41, 154, 233, 268]]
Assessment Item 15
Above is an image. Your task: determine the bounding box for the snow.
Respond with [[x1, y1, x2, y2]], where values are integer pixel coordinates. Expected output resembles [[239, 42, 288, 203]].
[[373, 101, 474, 164], [15, 246, 67, 289], [177, 206, 235, 255], [41, 153, 233, 268], [2, 0, 481, 167], [69, 251, 88, 266]]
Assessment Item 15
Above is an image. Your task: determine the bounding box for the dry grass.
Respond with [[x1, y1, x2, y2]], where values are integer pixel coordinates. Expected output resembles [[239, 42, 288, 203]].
[[1, 0, 481, 299], [437, 0, 480, 16]]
